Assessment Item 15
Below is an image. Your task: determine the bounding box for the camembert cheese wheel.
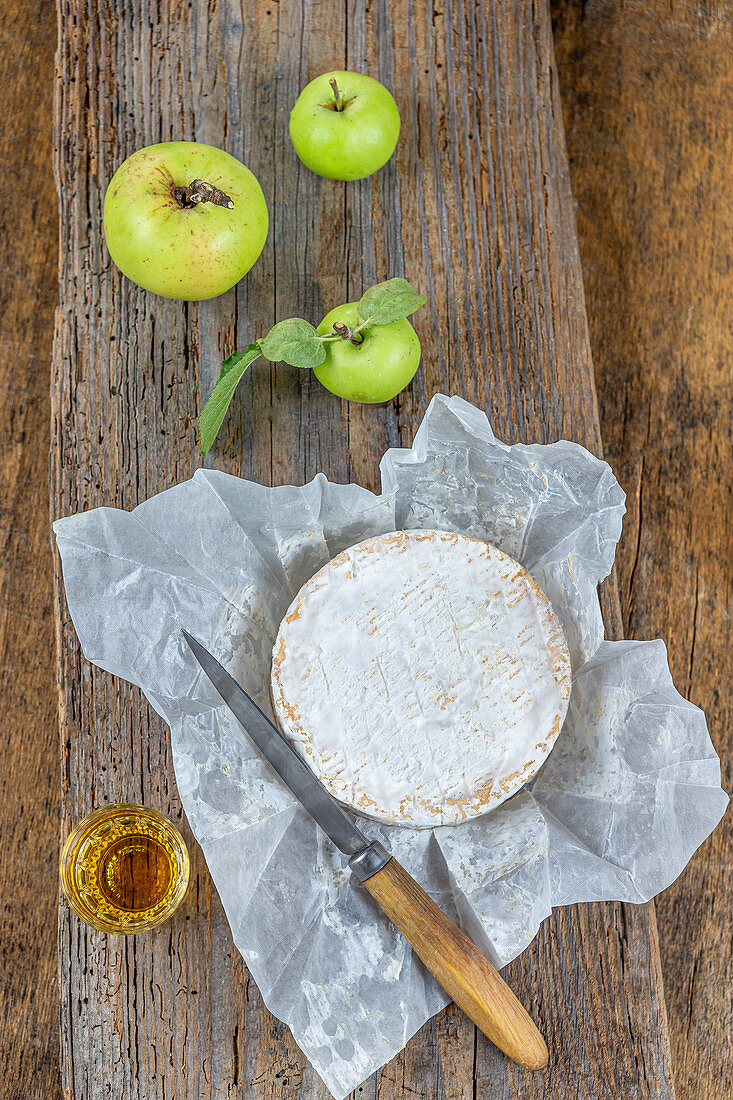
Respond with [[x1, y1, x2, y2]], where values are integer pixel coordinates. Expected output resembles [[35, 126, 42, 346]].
[[270, 529, 571, 828]]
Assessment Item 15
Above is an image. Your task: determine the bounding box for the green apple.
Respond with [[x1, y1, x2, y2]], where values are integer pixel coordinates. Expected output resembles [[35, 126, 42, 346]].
[[289, 71, 400, 181], [315, 302, 421, 402], [103, 141, 268, 300]]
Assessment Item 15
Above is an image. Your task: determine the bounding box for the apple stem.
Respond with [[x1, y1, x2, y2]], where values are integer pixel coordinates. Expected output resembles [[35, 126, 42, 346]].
[[329, 77, 345, 111], [333, 320, 364, 345], [172, 179, 234, 210]]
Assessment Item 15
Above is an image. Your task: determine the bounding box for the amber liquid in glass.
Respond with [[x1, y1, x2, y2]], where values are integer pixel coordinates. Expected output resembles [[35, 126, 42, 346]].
[[60, 804, 189, 933], [94, 832, 175, 912]]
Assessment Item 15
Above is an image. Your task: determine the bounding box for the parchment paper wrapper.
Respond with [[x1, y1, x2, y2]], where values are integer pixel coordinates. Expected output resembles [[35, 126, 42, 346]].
[[54, 395, 728, 1098]]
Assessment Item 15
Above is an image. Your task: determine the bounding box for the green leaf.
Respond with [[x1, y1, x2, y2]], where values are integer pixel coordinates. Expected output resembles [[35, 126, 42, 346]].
[[199, 345, 260, 456], [259, 318, 327, 369], [356, 277, 427, 327]]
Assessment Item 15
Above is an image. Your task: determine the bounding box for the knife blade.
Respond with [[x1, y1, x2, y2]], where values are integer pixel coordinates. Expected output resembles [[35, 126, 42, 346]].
[[181, 629, 548, 1070], [182, 628, 389, 878]]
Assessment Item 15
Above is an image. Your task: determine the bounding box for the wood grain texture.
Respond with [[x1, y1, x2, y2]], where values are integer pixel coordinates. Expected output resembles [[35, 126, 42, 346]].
[[0, 2, 61, 1098], [52, 1, 675, 1097], [552, 4, 732, 1097], [362, 857, 548, 1069]]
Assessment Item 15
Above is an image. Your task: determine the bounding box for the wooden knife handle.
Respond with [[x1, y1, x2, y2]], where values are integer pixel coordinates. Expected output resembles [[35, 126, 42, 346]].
[[361, 856, 548, 1069]]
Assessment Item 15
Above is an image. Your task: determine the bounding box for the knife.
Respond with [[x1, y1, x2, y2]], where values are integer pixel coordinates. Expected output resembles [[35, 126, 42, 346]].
[[182, 630, 548, 1070]]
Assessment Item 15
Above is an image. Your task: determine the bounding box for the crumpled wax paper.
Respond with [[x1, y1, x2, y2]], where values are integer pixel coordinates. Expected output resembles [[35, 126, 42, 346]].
[[54, 394, 728, 1098]]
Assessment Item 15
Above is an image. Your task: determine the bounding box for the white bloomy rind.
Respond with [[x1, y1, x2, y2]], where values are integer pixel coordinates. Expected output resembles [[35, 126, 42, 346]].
[[271, 529, 572, 827]]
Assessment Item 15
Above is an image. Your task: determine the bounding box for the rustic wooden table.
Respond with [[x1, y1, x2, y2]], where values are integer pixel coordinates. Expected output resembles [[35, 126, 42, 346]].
[[0, 1, 729, 1098]]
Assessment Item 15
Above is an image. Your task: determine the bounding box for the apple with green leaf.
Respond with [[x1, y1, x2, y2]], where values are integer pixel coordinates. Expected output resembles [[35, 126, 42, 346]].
[[289, 71, 400, 181], [103, 141, 269, 300], [314, 303, 420, 404], [198, 277, 426, 455]]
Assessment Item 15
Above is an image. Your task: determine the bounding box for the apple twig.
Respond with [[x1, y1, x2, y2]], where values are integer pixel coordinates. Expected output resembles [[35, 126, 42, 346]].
[[329, 78, 345, 111], [172, 179, 234, 210], [332, 321, 364, 345]]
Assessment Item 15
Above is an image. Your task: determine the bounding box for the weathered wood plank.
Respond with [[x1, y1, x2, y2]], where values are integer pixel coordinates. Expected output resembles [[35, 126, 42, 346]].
[[52, 1, 675, 1097], [552, 3, 733, 1098], [0, 2, 61, 1098]]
